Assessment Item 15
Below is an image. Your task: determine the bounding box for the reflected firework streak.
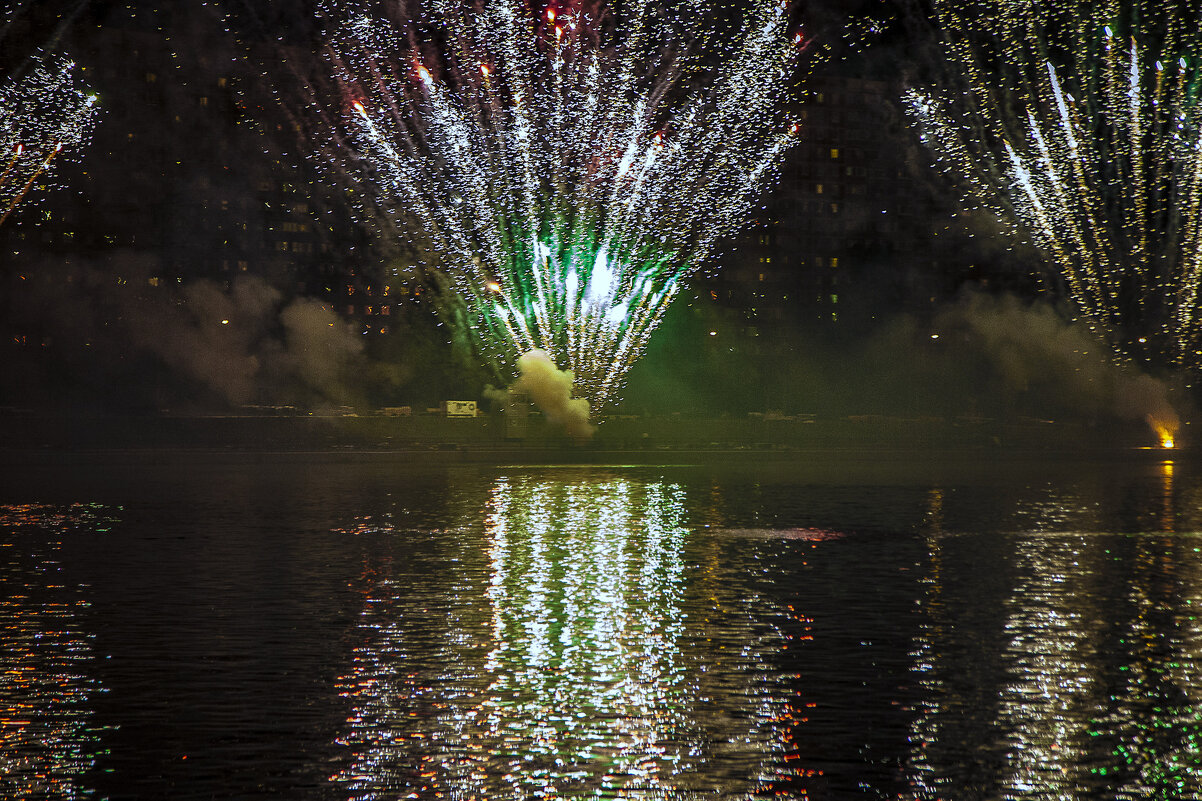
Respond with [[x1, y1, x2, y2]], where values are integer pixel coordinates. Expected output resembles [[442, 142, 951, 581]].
[[331, 474, 792, 798], [476, 477, 693, 794], [321, 0, 811, 410], [907, 483, 1202, 798], [905, 0, 1202, 372], [0, 504, 112, 800]]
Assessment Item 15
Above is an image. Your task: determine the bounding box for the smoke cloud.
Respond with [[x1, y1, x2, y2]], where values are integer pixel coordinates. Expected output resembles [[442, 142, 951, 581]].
[[627, 285, 1186, 448], [6, 258, 410, 411], [132, 277, 276, 406], [513, 349, 594, 439], [934, 291, 1182, 441], [133, 275, 408, 409]]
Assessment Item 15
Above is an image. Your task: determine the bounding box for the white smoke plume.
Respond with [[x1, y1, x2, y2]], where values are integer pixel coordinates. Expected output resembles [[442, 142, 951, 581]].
[[126, 275, 405, 408], [481, 383, 510, 411], [134, 277, 276, 405], [938, 291, 1182, 444], [513, 349, 594, 439]]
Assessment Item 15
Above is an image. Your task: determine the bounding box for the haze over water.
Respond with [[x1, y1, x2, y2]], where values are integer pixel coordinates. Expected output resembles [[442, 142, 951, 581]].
[[2, 452, 1200, 799]]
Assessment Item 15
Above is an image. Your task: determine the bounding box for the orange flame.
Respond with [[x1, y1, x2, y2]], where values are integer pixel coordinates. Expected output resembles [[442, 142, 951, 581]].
[[1149, 416, 1178, 449]]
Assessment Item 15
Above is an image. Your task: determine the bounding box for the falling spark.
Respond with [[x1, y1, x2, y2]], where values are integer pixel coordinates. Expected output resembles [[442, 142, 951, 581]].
[[904, 0, 1202, 375], [319, 0, 813, 411], [0, 57, 98, 227]]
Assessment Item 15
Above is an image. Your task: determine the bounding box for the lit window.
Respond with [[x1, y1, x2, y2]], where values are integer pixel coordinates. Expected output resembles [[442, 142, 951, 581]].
[[830, 148, 839, 159], [830, 257, 839, 268], [381, 306, 391, 315], [816, 183, 823, 194]]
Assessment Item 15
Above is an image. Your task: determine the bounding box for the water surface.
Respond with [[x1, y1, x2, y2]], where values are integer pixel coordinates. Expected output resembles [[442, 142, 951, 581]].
[[1, 452, 1199, 799]]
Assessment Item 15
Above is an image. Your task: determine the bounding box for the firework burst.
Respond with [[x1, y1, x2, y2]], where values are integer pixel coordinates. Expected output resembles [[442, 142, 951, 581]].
[[321, 0, 812, 412], [0, 56, 98, 227], [904, 0, 1202, 374]]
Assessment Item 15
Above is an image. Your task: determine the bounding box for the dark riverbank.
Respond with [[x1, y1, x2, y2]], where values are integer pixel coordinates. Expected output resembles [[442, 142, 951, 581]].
[[0, 410, 1181, 463]]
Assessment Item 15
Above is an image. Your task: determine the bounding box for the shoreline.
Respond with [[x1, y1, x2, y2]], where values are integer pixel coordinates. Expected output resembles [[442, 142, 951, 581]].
[[0, 411, 1182, 465]]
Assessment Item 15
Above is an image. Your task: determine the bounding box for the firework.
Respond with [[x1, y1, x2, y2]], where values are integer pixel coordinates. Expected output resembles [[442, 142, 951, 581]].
[[0, 56, 98, 227], [321, 0, 810, 411], [904, 0, 1202, 373]]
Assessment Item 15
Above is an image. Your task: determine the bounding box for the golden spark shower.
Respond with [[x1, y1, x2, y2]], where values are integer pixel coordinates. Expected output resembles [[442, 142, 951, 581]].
[[904, 0, 1202, 375]]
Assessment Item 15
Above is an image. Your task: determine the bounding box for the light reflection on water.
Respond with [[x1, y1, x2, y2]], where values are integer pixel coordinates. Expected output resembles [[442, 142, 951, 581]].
[[332, 475, 795, 799], [6, 457, 1202, 798], [906, 460, 1202, 800], [0, 503, 114, 800]]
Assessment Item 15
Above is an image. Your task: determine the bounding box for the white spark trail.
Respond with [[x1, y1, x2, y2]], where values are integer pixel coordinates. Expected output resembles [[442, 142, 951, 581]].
[[320, 0, 811, 411], [905, 0, 1202, 372]]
